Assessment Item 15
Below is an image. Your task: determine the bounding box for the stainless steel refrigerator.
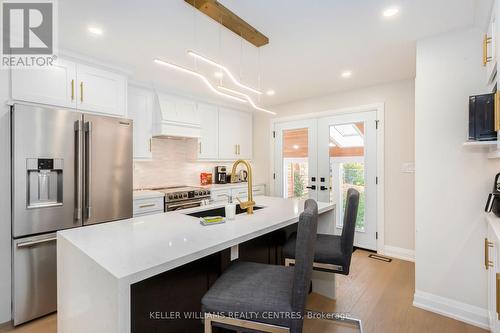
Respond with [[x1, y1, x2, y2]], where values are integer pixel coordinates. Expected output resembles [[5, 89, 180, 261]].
[[11, 104, 133, 325]]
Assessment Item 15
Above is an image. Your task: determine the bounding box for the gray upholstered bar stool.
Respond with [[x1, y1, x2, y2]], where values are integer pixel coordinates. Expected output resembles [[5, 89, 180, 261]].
[[201, 199, 319, 333], [283, 188, 362, 331]]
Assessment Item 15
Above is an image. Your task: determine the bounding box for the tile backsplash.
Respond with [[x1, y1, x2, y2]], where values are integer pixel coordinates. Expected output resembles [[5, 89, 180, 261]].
[[133, 137, 230, 189]]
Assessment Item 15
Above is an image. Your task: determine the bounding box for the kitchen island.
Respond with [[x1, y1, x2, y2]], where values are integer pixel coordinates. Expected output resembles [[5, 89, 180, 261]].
[[57, 196, 335, 333]]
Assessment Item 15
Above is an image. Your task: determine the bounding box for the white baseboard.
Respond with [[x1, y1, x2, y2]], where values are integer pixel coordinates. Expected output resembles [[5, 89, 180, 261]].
[[413, 290, 489, 330], [381, 245, 415, 262]]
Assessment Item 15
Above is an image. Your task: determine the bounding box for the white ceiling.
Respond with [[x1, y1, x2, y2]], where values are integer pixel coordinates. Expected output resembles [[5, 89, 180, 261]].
[[58, 0, 491, 110]]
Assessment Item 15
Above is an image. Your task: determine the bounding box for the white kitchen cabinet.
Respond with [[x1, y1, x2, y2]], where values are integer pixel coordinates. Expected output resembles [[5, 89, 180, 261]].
[[197, 103, 219, 160], [211, 188, 232, 203], [218, 108, 253, 160], [11, 59, 77, 109], [128, 87, 154, 160], [76, 64, 127, 116], [133, 196, 164, 217], [487, 216, 500, 333], [11, 58, 127, 117]]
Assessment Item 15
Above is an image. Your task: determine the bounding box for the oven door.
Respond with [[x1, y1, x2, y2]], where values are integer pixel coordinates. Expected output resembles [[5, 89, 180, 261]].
[[166, 199, 203, 212]]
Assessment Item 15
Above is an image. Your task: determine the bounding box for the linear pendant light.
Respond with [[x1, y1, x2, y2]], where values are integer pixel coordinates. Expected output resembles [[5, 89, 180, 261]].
[[187, 50, 263, 95], [218, 86, 276, 115], [153, 58, 247, 103]]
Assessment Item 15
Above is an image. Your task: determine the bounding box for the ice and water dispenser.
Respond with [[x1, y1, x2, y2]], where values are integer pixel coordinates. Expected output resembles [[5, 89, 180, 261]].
[[26, 158, 63, 208]]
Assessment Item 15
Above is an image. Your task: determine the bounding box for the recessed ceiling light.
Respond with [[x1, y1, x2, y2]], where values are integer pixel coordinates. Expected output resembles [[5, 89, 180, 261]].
[[382, 7, 399, 17], [341, 71, 352, 78], [88, 26, 103, 36], [266, 90, 275, 96], [293, 144, 300, 150], [214, 71, 224, 78]]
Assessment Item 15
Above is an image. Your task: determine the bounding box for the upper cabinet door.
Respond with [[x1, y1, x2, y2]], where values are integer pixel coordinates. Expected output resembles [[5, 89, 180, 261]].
[[218, 108, 253, 160], [198, 103, 218, 160], [237, 111, 253, 160], [11, 59, 77, 109], [487, 4, 497, 86], [128, 87, 154, 160], [76, 64, 127, 116]]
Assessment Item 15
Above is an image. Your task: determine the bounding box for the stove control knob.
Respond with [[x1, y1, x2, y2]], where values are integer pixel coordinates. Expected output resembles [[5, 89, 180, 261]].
[[173, 194, 178, 199], [183, 193, 188, 198], [168, 194, 173, 200]]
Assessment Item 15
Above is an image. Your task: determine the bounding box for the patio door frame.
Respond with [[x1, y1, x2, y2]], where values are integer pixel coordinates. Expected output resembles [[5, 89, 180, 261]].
[[269, 103, 385, 253]]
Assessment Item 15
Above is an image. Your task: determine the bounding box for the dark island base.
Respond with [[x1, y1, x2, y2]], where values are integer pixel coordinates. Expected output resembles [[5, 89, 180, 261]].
[[130, 224, 297, 333]]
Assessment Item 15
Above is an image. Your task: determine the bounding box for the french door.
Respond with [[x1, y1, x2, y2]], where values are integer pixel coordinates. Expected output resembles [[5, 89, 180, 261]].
[[274, 119, 318, 200], [274, 111, 378, 251]]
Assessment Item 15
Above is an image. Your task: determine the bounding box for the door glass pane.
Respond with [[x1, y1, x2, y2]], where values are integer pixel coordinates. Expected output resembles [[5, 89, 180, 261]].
[[330, 122, 366, 231], [282, 128, 309, 199]]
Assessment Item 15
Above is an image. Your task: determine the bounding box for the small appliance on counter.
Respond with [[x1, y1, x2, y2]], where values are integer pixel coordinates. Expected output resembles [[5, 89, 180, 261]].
[[239, 169, 248, 182], [214, 166, 227, 184], [486, 173, 500, 217], [469, 92, 498, 141]]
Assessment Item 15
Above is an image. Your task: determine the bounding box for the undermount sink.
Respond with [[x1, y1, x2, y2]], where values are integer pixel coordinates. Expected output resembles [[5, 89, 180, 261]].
[[185, 204, 264, 218]]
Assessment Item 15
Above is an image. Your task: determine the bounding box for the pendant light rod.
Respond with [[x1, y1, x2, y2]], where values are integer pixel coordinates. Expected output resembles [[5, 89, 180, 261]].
[[187, 50, 263, 95], [154, 58, 247, 103]]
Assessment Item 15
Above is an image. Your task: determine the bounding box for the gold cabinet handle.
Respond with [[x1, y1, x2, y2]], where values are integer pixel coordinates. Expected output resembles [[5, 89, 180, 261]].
[[235, 144, 238, 155], [497, 273, 500, 320], [80, 82, 84, 103], [484, 34, 493, 66], [495, 91, 500, 132], [237, 144, 240, 155], [486, 238, 494, 270], [148, 138, 152, 152], [199, 142, 202, 154], [71, 79, 75, 101]]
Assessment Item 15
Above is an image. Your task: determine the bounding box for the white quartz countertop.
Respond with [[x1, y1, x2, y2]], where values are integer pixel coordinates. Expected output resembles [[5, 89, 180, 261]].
[[133, 190, 165, 200], [58, 196, 334, 284]]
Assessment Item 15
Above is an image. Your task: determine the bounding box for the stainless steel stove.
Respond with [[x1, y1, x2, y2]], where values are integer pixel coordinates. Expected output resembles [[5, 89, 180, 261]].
[[152, 186, 211, 212]]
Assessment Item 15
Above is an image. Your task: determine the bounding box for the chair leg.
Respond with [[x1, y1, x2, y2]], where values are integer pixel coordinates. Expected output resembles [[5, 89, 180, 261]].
[[306, 310, 363, 333], [204, 316, 212, 333]]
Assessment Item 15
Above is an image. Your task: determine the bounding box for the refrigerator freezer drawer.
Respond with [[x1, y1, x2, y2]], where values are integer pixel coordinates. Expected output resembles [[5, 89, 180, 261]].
[[13, 233, 57, 326]]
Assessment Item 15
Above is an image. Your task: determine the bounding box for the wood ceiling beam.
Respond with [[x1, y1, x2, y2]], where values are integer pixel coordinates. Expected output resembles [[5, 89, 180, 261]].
[[184, 0, 269, 47]]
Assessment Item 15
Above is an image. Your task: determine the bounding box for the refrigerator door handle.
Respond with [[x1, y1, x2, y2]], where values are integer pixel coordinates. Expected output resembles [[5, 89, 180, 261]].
[[75, 120, 83, 222], [84, 121, 93, 220], [16, 237, 57, 248]]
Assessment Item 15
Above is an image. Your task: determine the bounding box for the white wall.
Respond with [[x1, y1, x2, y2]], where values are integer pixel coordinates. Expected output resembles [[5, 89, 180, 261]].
[[0, 69, 11, 324], [414, 27, 497, 328], [253, 79, 415, 253]]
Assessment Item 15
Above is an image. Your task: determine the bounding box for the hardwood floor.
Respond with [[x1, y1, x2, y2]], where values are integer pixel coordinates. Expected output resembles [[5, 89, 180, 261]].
[[0, 250, 488, 333]]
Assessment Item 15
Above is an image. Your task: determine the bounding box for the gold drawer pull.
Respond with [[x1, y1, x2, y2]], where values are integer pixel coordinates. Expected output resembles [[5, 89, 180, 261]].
[[486, 238, 494, 270], [484, 34, 493, 66], [139, 203, 156, 209], [71, 79, 75, 101]]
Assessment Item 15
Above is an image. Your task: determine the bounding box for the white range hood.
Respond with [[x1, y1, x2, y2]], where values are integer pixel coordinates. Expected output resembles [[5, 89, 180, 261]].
[[152, 93, 201, 138]]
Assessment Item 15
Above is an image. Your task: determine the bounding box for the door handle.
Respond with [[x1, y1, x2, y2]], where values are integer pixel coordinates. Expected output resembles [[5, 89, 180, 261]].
[[84, 121, 93, 220], [320, 186, 328, 191], [74, 120, 83, 221], [17, 237, 57, 248], [484, 34, 493, 66], [486, 238, 494, 270], [306, 185, 317, 190], [80, 81, 84, 103]]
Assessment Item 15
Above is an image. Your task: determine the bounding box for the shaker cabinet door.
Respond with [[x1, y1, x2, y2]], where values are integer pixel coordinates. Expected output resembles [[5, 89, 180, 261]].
[[128, 87, 154, 160], [12, 59, 77, 109], [76, 64, 127, 116], [198, 103, 219, 160]]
